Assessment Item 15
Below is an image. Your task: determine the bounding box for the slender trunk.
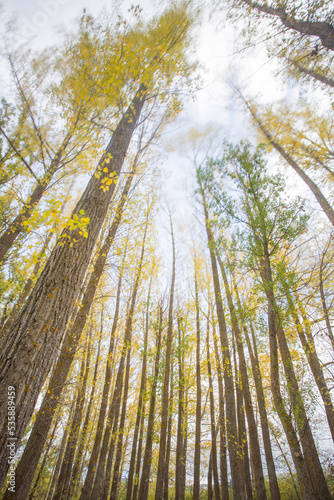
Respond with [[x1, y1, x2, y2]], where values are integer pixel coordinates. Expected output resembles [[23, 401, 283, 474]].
[[232, 275, 281, 500], [163, 362, 173, 500], [319, 252, 334, 350], [262, 245, 316, 500], [0, 85, 147, 489], [217, 251, 267, 500], [91, 219, 148, 500], [206, 313, 221, 500], [287, 57, 334, 88], [193, 272, 202, 500], [270, 425, 302, 500], [109, 346, 132, 500], [126, 280, 151, 500], [69, 321, 104, 498], [54, 325, 98, 500], [200, 186, 245, 500], [276, 319, 331, 499], [79, 251, 126, 499], [246, 102, 334, 226], [208, 451, 213, 500], [132, 397, 146, 500], [138, 305, 163, 500], [181, 387, 188, 500], [212, 316, 229, 500], [46, 397, 76, 500], [0, 129, 74, 265], [283, 284, 334, 441], [155, 217, 176, 500], [3, 170, 134, 498], [175, 317, 185, 500], [233, 336, 253, 500]]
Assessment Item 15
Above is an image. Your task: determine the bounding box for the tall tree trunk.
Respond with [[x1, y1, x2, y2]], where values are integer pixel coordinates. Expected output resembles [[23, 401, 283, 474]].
[[261, 244, 316, 500], [46, 395, 77, 500], [217, 251, 267, 500], [126, 279, 151, 500], [206, 313, 221, 500], [200, 185, 245, 500], [232, 275, 281, 500], [138, 305, 163, 500], [54, 324, 98, 500], [0, 84, 147, 488], [155, 216, 176, 500], [319, 250, 334, 351], [208, 451, 213, 500], [233, 335, 253, 500], [193, 271, 202, 500], [276, 318, 331, 499], [211, 314, 229, 500], [132, 397, 146, 500], [283, 283, 334, 441], [163, 361, 174, 500], [69, 319, 104, 499], [2, 169, 134, 498], [78, 250, 126, 499], [109, 346, 132, 500], [90, 220, 148, 500], [175, 316, 186, 500]]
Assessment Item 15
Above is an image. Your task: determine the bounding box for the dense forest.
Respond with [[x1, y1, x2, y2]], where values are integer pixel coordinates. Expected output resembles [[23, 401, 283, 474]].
[[0, 0, 333, 499]]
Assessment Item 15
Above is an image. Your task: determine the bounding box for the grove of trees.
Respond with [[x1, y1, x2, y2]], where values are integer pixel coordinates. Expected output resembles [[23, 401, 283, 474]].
[[0, 1, 333, 499]]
